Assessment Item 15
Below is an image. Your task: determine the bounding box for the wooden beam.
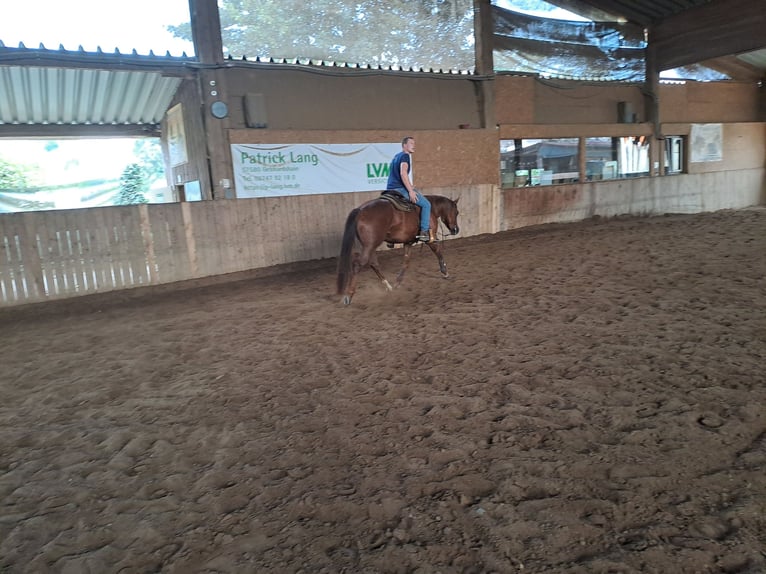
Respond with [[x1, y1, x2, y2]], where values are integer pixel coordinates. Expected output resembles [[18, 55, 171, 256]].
[[473, 0, 495, 129], [189, 0, 223, 66], [699, 55, 765, 83], [651, 0, 766, 71], [474, 0, 493, 75], [0, 51, 195, 77], [643, 41, 661, 145], [542, 0, 626, 23], [561, 0, 652, 26], [0, 124, 160, 138]]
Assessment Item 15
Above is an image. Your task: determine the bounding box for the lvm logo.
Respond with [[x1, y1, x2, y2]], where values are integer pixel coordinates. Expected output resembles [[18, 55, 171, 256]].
[[366, 163, 390, 178]]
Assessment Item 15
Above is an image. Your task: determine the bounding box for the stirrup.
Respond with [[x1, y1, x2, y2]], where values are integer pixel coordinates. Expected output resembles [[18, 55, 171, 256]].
[[416, 229, 435, 243]]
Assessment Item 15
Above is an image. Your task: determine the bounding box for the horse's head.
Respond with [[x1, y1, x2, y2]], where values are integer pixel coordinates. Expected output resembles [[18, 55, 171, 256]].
[[441, 197, 460, 235]]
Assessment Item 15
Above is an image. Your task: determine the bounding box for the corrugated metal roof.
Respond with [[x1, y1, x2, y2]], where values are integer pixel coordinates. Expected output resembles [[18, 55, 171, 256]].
[[0, 42, 192, 128], [0, 66, 181, 125]]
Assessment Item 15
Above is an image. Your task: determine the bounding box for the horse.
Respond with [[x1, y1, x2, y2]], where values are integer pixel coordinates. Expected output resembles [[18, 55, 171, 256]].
[[336, 193, 460, 305]]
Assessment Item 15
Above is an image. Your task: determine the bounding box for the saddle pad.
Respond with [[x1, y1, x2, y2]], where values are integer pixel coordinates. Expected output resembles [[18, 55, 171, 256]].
[[379, 190, 416, 212]]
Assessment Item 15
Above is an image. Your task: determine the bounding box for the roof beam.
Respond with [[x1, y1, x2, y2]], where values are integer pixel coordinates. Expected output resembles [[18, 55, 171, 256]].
[[0, 50, 195, 78], [539, 0, 627, 22], [701, 55, 765, 83], [651, 0, 766, 70], [0, 124, 161, 138], [189, 0, 224, 66], [555, 0, 652, 26]]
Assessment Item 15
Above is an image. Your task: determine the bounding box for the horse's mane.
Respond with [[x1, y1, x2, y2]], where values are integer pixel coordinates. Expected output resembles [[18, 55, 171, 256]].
[[425, 194, 456, 214]]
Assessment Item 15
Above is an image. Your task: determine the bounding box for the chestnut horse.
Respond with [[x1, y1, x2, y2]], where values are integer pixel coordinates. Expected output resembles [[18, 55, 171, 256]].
[[336, 194, 460, 305]]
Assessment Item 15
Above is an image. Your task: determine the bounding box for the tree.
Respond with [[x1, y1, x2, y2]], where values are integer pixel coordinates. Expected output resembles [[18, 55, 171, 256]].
[[133, 139, 165, 185], [0, 157, 32, 190], [168, 0, 475, 71], [117, 164, 149, 205], [0, 158, 55, 212]]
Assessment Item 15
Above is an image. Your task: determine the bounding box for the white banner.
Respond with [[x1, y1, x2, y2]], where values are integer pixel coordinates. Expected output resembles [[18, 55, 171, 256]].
[[690, 123, 723, 163], [231, 143, 401, 198]]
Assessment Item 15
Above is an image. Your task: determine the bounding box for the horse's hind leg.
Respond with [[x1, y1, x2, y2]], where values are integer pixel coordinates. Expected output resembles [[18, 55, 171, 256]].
[[369, 253, 393, 292], [395, 245, 412, 287], [341, 254, 360, 305], [428, 243, 449, 278]]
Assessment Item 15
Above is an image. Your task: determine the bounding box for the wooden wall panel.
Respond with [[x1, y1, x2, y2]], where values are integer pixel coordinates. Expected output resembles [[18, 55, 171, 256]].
[[163, 79, 211, 199], [223, 67, 481, 131], [659, 82, 762, 124], [501, 168, 765, 230], [494, 75, 535, 125], [534, 80, 646, 125], [495, 76, 763, 128]]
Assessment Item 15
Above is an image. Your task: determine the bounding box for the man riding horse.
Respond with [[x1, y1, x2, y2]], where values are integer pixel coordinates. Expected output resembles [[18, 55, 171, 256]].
[[386, 136, 435, 244]]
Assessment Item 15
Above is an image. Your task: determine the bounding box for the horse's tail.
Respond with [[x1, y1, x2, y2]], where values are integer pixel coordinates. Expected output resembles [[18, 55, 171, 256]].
[[337, 207, 360, 295]]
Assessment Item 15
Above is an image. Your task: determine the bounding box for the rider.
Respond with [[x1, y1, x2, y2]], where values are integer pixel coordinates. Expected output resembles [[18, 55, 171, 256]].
[[386, 136, 435, 243]]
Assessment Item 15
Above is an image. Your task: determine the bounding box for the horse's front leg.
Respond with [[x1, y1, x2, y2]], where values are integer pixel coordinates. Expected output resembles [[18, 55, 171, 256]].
[[395, 244, 412, 287], [428, 242, 449, 278]]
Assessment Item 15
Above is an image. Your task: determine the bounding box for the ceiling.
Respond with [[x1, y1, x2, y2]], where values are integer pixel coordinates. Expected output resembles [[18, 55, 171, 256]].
[[554, 0, 766, 79], [0, 0, 763, 136]]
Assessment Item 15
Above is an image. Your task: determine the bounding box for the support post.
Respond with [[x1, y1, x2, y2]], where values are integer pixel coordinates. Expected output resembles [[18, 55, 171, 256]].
[[473, 0, 495, 129], [643, 33, 662, 176]]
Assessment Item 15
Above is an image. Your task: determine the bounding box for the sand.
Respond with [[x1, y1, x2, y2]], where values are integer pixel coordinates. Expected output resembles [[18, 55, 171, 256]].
[[1, 207, 764, 573]]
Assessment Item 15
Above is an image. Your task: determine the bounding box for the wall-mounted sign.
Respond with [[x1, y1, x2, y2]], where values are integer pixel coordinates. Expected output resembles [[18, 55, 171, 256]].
[[230, 143, 400, 198], [167, 104, 188, 167], [690, 123, 723, 163]]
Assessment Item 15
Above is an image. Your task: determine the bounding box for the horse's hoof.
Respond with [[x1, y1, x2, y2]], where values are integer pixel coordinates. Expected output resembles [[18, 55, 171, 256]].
[[441, 272, 450, 279], [382, 280, 393, 292], [342, 295, 352, 305]]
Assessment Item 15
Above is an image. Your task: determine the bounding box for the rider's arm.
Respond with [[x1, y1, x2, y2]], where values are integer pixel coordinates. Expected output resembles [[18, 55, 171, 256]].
[[400, 160, 418, 202]]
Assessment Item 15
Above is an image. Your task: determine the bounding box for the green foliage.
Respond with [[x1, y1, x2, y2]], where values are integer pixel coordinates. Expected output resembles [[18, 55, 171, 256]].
[[0, 157, 31, 190], [168, 0, 475, 70], [133, 139, 165, 184], [0, 158, 54, 211], [117, 163, 149, 205]]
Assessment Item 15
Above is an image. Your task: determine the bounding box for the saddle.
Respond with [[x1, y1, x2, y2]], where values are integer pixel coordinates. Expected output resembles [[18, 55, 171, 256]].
[[379, 190, 416, 212]]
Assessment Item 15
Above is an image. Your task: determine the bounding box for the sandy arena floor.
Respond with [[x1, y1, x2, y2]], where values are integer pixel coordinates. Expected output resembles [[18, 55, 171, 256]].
[[1, 208, 764, 573]]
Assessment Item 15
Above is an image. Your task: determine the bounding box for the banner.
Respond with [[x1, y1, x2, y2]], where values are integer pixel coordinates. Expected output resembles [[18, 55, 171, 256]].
[[231, 143, 401, 198], [690, 124, 723, 163]]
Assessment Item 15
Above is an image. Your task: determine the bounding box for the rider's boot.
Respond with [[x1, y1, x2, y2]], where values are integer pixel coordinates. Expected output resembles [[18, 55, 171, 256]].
[[416, 229, 435, 243]]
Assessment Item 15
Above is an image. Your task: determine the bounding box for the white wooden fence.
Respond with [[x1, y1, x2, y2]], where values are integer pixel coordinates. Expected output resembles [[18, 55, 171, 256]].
[[0, 194, 373, 306]]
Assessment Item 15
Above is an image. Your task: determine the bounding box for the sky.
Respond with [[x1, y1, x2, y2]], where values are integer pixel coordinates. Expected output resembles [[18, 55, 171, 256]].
[[0, 0, 194, 56], [0, 1, 193, 201], [0, 139, 141, 183], [496, 0, 587, 21]]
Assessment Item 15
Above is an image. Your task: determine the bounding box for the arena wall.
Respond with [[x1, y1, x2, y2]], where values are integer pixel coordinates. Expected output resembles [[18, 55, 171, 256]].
[[1, 69, 764, 307]]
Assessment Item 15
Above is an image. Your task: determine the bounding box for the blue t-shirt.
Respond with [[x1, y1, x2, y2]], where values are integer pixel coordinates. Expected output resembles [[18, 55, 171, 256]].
[[386, 151, 411, 190]]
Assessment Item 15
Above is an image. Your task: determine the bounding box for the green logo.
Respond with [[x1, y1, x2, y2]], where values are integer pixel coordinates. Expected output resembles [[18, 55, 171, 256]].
[[366, 163, 390, 178]]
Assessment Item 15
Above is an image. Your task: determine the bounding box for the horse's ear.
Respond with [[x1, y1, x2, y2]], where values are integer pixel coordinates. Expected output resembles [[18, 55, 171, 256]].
[[453, 196, 460, 205]]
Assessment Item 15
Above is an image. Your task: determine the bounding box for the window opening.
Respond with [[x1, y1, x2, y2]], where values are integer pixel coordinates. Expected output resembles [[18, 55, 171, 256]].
[[664, 136, 685, 174], [585, 136, 649, 181], [500, 138, 579, 187]]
